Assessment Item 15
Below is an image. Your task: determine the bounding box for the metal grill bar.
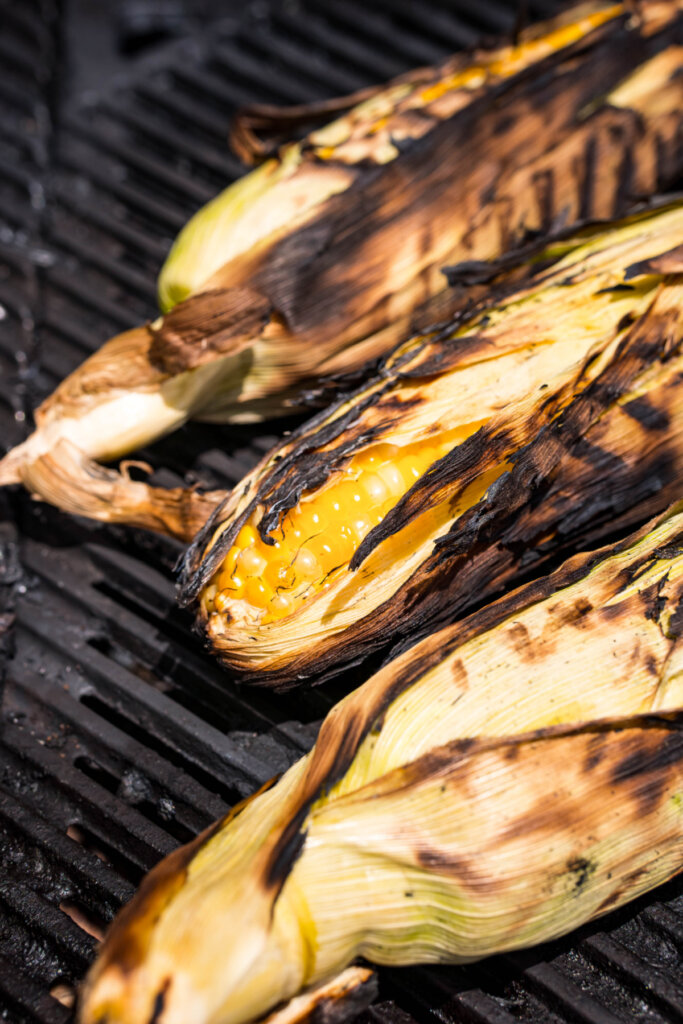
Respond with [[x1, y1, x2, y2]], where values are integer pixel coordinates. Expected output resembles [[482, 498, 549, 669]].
[[2, 2, 683, 1022]]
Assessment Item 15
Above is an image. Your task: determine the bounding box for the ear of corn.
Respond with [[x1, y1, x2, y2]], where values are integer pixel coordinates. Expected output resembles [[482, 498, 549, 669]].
[[156, 0, 627, 313], [78, 501, 683, 1024], [2, 2, 682, 533], [182, 202, 683, 683]]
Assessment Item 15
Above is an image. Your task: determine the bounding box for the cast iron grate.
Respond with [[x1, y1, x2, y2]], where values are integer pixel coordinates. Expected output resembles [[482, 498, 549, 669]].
[[1, 2, 682, 1023]]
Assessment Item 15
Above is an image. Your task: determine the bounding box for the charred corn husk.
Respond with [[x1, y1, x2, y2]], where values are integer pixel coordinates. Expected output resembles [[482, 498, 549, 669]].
[[2, 1, 683, 538], [181, 202, 683, 683], [79, 503, 683, 1024]]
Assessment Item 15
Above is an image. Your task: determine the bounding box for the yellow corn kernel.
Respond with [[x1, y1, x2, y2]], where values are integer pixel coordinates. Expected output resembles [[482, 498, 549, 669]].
[[349, 515, 373, 542], [244, 578, 274, 605], [215, 588, 237, 612], [296, 505, 326, 539], [331, 481, 364, 511], [268, 592, 295, 620], [378, 462, 405, 495], [239, 546, 268, 577], [223, 546, 240, 576], [216, 570, 236, 591], [206, 431, 464, 621], [360, 473, 388, 504], [264, 560, 297, 591], [236, 524, 258, 548], [292, 547, 320, 580], [307, 535, 335, 569]]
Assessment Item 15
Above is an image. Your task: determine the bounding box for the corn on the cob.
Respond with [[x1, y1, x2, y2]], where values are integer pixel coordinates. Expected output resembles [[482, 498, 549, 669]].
[[79, 502, 683, 1024], [181, 202, 683, 683], [2, 1, 682, 538]]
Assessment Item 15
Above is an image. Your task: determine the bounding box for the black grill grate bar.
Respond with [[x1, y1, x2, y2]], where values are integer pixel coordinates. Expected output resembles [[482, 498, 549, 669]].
[[0, 292, 33, 327], [0, 241, 38, 275], [1, 746, 159, 885], [171, 61, 306, 115], [319, 0, 449, 66], [0, 387, 21, 417], [272, 10, 412, 81], [0, 152, 40, 194], [9, 664, 229, 829], [457, 0, 519, 33], [582, 934, 683, 1022], [640, 904, 683, 946], [533, 0, 570, 10], [0, 953, 70, 1024], [0, 789, 134, 908], [0, 35, 43, 81], [64, 116, 217, 206], [101, 93, 241, 180], [131, 82, 242, 163], [0, 75, 38, 115], [0, 195, 34, 229], [14, 601, 281, 792], [57, 151, 189, 233], [381, 966, 520, 1024], [46, 265, 145, 329], [0, 885, 95, 975], [356, 0, 481, 49], [0, 75, 43, 118], [40, 316, 112, 362], [216, 33, 368, 97], [24, 556, 320, 759], [2, 118, 49, 163], [3, 728, 178, 863], [79, 541, 340, 722], [0, 1, 52, 48], [444, 990, 520, 1024], [49, 227, 157, 301], [515, 961, 625, 1024], [364, 1004, 421, 1024], [213, 31, 356, 103], [54, 190, 170, 264]]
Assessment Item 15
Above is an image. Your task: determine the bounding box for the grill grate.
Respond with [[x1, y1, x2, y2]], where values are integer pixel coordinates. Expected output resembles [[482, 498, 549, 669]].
[[1, 2, 683, 1023]]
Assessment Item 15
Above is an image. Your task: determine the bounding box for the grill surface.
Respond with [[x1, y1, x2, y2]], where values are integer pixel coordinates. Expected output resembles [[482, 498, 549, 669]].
[[1, 1, 682, 1023]]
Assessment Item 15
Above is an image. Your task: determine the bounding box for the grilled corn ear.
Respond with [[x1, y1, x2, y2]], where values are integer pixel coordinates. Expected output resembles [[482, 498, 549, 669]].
[[79, 502, 683, 1024], [182, 202, 683, 683], [2, 1, 683, 535]]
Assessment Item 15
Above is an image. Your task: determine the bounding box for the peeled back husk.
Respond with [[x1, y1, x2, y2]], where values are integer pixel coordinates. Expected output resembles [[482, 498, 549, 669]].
[[78, 500, 683, 1024], [2, 1, 683, 538], [181, 202, 683, 684]]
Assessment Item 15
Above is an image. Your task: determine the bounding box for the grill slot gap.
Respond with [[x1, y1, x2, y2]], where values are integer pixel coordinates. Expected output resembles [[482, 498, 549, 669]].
[[88, 629, 283, 735], [92, 579, 193, 645], [58, 899, 107, 943], [73, 754, 196, 845], [78, 692, 241, 808], [50, 978, 76, 1008], [66, 823, 145, 887], [74, 754, 121, 796]]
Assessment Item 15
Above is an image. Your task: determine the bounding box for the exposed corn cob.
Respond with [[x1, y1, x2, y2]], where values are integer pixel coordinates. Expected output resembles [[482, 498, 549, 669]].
[[79, 502, 683, 1024], [181, 202, 683, 683], [2, 1, 682, 537]]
